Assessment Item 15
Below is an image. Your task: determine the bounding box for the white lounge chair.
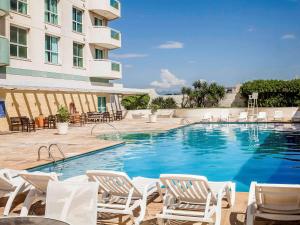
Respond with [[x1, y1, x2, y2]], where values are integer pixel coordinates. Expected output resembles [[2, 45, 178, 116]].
[[45, 180, 99, 225], [202, 113, 213, 122], [246, 182, 300, 225], [19, 171, 59, 216], [219, 111, 230, 122], [0, 169, 29, 216], [157, 174, 235, 225], [238, 112, 248, 122], [86, 170, 161, 225], [257, 112, 267, 122], [273, 110, 283, 122]]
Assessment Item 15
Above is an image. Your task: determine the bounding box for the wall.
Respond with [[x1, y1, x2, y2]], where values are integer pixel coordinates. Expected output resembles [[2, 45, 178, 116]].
[[0, 89, 112, 131]]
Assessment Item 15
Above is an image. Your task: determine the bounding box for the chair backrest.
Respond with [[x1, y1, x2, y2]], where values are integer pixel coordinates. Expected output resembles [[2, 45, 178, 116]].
[[86, 170, 142, 198], [239, 112, 248, 119], [20, 172, 58, 193], [274, 111, 283, 119], [10, 117, 21, 125], [160, 174, 216, 204], [255, 183, 300, 213], [46, 181, 99, 225], [0, 172, 15, 191]]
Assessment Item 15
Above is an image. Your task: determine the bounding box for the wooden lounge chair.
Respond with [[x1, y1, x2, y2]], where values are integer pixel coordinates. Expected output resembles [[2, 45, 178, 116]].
[[20, 117, 36, 132], [9, 117, 21, 131], [102, 112, 113, 122], [246, 182, 300, 225], [157, 174, 235, 225], [86, 170, 161, 225]]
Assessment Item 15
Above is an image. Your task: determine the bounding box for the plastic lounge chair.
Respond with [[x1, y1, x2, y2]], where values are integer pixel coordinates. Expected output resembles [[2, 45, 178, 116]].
[[238, 112, 248, 122], [19, 171, 59, 216], [202, 113, 213, 122], [273, 111, 283, 122], [45, 180, 99, 225], [219, 111, 230, 122], [157, 174, 235, 225], [86, 170, 161, 225], [257, 112, 267, 122], [0, 169, 29, 216], [246, 182, 300, 225]]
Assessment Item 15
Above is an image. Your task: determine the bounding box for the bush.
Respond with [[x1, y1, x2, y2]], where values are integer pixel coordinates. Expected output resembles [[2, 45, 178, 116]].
[[240, 79, 300, 107], [151, 97, 177, 109], [121, 94, 150, 110], [57, 106, 70, 123]]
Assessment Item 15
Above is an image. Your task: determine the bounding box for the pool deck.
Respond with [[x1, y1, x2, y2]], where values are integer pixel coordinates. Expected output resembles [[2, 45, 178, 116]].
[[0, 118, 186, 170]]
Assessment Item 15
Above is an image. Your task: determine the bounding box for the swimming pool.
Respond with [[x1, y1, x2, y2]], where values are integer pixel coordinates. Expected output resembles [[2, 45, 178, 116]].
[[31, 123, 300, 191]]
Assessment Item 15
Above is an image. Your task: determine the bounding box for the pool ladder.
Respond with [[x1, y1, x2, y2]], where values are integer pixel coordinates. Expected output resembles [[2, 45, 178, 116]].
[[37, 144, 66, 164], [90, 122, 121, 136]]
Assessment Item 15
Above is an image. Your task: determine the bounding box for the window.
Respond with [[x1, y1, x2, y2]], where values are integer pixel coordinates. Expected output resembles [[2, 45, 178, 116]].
[[10, 26, 27, 58], [95, 49, 103, 59], [72, 7, 83, 33], [45, 35, 58, 64], [10, 0, 28, 14], [0, 101, 5, 118], [73, 42, 83, 67], [94, 17, 103, 26], [45, 0, 58, 25], [97, 97, 106, 112], [111, 30, 120, 40], [111, 62, 120, 71], [110, 0, 119, 9]]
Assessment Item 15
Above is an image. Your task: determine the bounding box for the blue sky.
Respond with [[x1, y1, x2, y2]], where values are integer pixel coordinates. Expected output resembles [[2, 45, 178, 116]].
[[110, 0, 300, 91]]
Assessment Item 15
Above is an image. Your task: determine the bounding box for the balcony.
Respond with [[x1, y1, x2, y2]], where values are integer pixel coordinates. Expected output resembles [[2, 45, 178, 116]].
[[0, 0, 9, 16], [88, 0, 121, 20], [89, 26, 121, 49], [89, 59, 122, 80], [0, 36, 9, 66]]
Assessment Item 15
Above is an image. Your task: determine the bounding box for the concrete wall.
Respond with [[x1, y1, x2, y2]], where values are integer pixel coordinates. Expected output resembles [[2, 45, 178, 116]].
[[0, 89, 112, 131]]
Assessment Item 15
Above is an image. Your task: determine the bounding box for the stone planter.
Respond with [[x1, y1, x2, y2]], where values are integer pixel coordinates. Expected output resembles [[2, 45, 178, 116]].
[[149, 114, 157, 123], [57, 122, 69, 135]]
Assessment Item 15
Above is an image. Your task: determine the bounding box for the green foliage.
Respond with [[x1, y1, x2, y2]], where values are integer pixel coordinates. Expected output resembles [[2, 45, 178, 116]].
[[240, 79, 300, 107], [151, 97, 177, 109], [149, 103, 159, 114], [57, 106, 70, 123], [181, 81, 225, 108], [121, 94, 150, 110]]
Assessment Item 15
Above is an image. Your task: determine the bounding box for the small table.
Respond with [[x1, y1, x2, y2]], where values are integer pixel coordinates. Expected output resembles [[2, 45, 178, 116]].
[[0, 217, 70, 225]]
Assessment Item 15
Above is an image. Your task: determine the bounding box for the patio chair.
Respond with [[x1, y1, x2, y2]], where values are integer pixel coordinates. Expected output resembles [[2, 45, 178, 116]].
[[20, 117, 36, 132], [219, 110, 230, 122], [86, 170, 161, 225], [9, 117, 21, 131], [102, 112, 113, 122], [157, 174, 235, 225], [246, 182, 300, 225], [273, 110, 283, 122], [45, 180, 99, 225], [0, 169, 29, 216], [19, 171, 59, 216], [238, 112, 248, 122], [202, 112, 213, 122], [114, 111, 123, 121], [257, 112, 267, 122]]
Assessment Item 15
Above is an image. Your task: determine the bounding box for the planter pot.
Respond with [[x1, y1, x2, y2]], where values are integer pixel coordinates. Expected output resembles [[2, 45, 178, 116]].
[[149, 114, 157, 123], [57, 122, 69, 135]]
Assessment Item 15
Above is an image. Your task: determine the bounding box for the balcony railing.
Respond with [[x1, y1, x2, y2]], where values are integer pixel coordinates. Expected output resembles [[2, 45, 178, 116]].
[[0, 36, 9, 66], [110, 0, 120, 10], [90, 59, 122, 80], [0, 0, 9, 16], [111, 62, 120, 71], [111, 30, 120, 40], [88, 0, 121, 20], [89, 26, 121, 49]]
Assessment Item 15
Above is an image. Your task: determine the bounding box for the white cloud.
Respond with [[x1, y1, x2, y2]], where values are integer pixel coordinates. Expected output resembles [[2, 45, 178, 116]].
[[110, 53, 148, 59], [281, 34, 296, 40], [158, 41, 184, 49], [150, 69, 186, 89]]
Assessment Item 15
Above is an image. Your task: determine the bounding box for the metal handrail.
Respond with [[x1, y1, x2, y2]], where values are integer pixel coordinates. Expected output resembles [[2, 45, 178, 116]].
[[49, 144, 66, 160], [91, 122, 121, 136], [37, 145, 56, 163]]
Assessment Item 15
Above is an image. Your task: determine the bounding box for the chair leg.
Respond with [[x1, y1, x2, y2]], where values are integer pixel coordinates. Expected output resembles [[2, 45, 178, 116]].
[[20, 189, 40, 216]]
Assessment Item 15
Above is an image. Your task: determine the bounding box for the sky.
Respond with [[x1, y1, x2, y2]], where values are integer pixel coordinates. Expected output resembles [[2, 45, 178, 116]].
[[110, 0, 300, 92]]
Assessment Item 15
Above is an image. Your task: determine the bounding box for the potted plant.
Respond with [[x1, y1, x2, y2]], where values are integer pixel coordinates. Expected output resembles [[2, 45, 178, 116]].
[[149, 103, 159, 123], [56, 106, 70, 135]]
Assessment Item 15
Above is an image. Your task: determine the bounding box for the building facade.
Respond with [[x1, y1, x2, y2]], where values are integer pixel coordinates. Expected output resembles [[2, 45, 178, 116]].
[[0, 0, 143, 131]]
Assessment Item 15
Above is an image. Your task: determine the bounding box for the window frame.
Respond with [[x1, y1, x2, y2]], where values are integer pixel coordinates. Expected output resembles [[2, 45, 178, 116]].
[[10, 0, 28, 15], [73, 42, 84, 68], [95, 48, 104, 60], [72, 7, 83, 33], [45, 34, 59, 64], [10, 25, 28, 59], [94, 17, 103, 27], [45, 0, 59, 25]]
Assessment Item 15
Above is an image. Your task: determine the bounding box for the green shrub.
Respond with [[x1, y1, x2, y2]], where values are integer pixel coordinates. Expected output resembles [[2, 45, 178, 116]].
[[57, 106, 70, 123], [121, 94, 150, 110], [240, 79, 300, 107], [151, 97, 177, 109]]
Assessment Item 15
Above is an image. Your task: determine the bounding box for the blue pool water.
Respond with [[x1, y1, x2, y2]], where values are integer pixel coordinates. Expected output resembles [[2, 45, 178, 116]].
[[31, 123, 300, 191]]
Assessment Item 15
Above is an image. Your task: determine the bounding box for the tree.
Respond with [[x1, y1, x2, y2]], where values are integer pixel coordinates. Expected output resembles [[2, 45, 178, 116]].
[[121, 94, 150, 110], [151, 97, 177, 109]]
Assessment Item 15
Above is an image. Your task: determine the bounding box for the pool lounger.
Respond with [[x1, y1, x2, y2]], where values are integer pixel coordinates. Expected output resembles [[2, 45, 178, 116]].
[[246, 182, 300, 225], [86, 170, 162, 225], [157, 174, 235, 225], [0, 169, 29, 216]]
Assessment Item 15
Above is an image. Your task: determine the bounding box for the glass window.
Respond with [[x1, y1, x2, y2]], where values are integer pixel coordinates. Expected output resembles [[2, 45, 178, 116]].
[[94, 17, 103, 26], [73, 42, 83, 67], [95, 49, 103, 59], [10, 0, 28, 14], [72, 7, 83, 33], [97, 97, 106, 112], [110, 0, 119, 10], [10, 26, 27, 58], [45, 35, 59, 64], [45, 0, 58, 25]]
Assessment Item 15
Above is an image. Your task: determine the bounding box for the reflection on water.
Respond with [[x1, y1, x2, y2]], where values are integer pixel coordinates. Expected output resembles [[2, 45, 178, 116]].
[[31, 123, 300, 191]]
